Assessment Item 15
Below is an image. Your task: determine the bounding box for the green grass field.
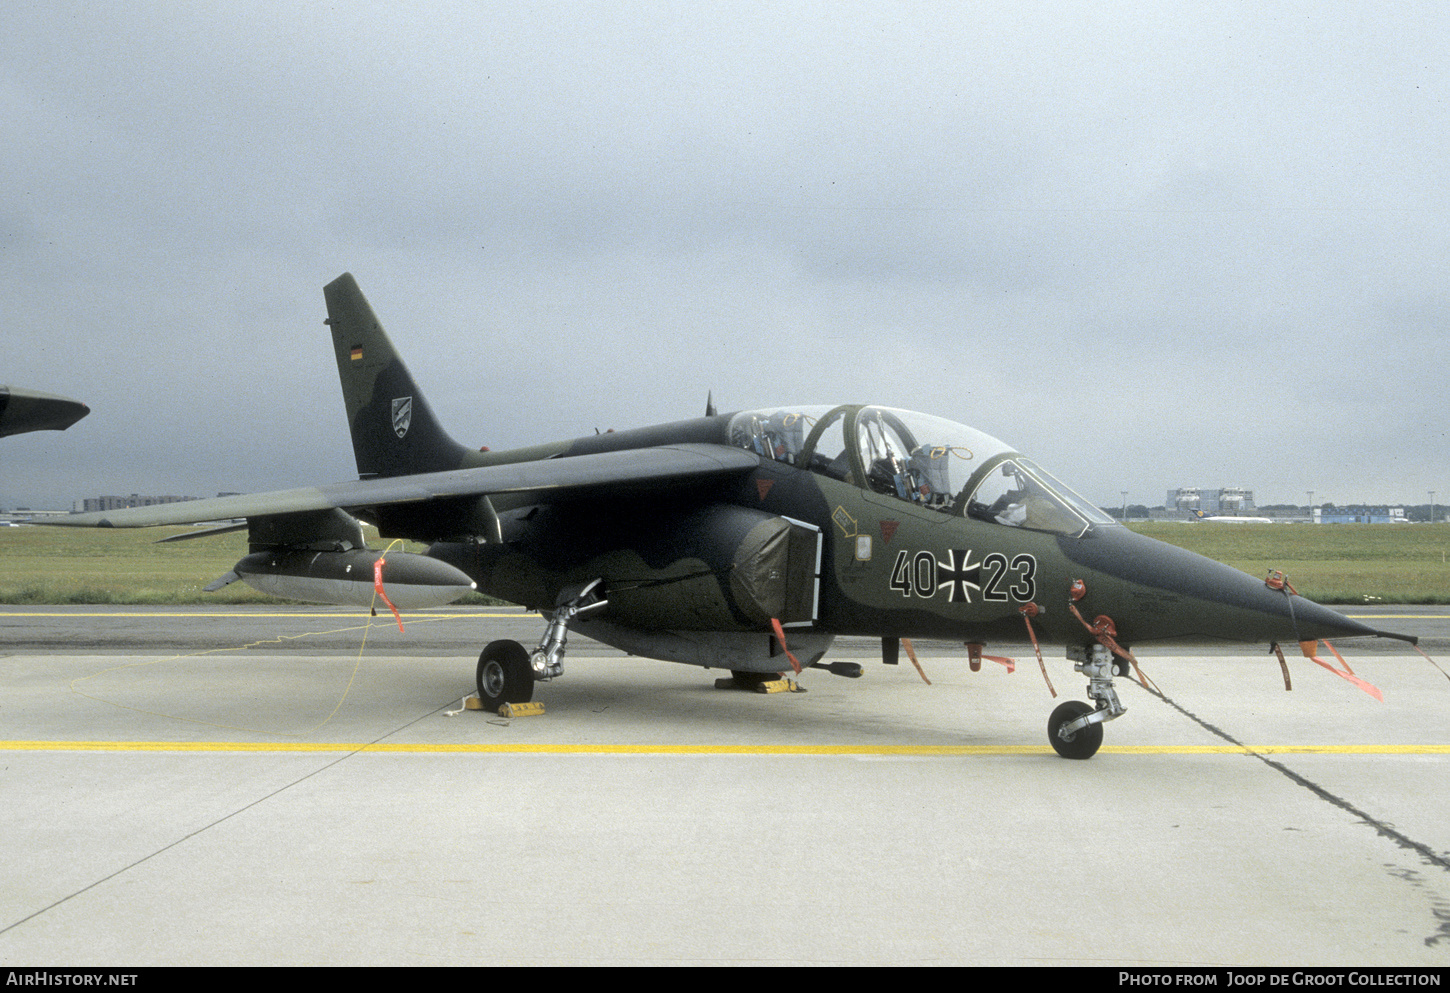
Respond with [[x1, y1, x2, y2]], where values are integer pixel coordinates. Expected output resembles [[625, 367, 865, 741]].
[[1127, 522, 1450, 604], [1, 521, 1447, 605], [0, 525, 460, 604]]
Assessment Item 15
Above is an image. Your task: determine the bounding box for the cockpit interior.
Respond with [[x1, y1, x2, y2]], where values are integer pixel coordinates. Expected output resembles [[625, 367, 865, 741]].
[[728, 404, 1115, 537]]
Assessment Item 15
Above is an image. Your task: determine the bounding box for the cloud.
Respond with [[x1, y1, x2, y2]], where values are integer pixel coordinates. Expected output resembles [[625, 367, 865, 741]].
[[2, 2, 1446, 510]]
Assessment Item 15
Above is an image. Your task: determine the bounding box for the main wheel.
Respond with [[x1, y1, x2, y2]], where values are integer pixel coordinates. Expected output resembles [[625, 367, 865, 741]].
[[1048, 700, 1104, 759], [476, 640, 535, 712]]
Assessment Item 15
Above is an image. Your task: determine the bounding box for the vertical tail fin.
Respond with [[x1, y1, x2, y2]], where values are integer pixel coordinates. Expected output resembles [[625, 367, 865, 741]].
[[323, 273, 470, 479]]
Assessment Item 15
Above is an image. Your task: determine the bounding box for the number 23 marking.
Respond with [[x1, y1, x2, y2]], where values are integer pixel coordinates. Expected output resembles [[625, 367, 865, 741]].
[[980, 552, 1036, 602]]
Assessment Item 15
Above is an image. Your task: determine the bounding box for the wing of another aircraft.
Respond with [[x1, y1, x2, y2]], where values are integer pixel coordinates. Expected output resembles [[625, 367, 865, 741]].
[[0, 386, 89, 438], [42, 443, 759, 530]]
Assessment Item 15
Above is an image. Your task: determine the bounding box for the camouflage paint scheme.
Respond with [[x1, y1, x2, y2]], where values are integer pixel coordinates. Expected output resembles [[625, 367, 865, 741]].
[[45, 274, 1411, 755]]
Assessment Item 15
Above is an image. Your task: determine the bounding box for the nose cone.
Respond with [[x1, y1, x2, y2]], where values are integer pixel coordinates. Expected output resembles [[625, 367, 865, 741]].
[[1060, 526, 1382, 646]]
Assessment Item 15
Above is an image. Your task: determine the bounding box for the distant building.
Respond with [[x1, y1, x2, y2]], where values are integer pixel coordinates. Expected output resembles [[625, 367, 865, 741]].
[[1313, 506, 1408, 524], [1167, 487, 1257, 517], [74, 494, 200, 513]]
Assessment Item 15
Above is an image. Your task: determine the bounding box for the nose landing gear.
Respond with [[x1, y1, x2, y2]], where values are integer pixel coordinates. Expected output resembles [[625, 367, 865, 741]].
[[1047, 644, 1126, 759]]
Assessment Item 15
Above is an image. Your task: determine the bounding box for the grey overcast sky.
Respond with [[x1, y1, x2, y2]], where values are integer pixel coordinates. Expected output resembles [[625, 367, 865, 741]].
[[3, 1, 1447, 511]]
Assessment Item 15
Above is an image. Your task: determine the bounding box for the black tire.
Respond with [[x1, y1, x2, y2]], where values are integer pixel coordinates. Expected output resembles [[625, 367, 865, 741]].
[[476, 640, 534, 711], [1048, 700, 1104, 760]]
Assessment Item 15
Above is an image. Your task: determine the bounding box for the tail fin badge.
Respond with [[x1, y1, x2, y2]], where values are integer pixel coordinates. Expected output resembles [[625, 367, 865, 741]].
[[391, 396, 413, 438]]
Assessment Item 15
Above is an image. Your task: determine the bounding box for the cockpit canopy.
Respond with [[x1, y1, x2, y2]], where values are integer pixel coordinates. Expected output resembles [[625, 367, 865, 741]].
[[727, 404, 1115, 537]]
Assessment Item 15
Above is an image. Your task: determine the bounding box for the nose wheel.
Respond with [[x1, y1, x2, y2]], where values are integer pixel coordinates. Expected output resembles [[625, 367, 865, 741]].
[[1048, 700, 1104, 759], [1047, 644, 1125, 759]]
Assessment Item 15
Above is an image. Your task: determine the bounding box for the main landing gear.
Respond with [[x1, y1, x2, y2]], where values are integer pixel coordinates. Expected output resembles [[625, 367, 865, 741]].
[[476, 639, 533, 711], [1047, 643, 1127, 759], [474, 580, 608, 712]]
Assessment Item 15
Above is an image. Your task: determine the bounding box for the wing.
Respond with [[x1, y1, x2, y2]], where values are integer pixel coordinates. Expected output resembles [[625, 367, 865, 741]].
[[43, 443, 760, 529], [0, 386, 90, 438]]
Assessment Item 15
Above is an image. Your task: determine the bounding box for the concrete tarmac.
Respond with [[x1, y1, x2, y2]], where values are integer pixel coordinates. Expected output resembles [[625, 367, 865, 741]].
[[2, 606, 1450, 966]]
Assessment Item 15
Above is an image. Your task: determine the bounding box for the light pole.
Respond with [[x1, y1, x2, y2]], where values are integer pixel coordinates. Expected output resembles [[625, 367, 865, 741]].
[[1121, 491, 1128, 521], [1307, 491, 1314, 524], [1432, 491, 1437, 525]]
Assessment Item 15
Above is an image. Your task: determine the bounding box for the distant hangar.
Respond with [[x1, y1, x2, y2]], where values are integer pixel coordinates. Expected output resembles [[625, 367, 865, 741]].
[[1167, 487, 1255, 517]]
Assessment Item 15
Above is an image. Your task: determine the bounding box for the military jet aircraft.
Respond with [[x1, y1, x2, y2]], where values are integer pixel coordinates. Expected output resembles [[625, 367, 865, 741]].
[[0, 386, 89, 438], [44, 274, 1416, 758]]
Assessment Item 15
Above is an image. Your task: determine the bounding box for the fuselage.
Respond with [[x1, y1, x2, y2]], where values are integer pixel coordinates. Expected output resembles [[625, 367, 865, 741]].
[[421, 404, 1379, 654]]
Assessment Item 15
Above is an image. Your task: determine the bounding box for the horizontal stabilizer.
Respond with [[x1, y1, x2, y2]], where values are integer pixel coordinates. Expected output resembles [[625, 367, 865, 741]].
[[203, 570, 242, 592], [156, 522, 249, 543]]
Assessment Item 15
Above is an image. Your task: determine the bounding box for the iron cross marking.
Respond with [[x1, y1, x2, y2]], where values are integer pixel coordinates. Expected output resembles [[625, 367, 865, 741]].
[[935, 548, 982, 603]]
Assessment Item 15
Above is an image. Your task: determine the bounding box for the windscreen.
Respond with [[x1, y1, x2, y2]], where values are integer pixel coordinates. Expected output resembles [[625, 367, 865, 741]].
[[965, 457, 1116, 536]]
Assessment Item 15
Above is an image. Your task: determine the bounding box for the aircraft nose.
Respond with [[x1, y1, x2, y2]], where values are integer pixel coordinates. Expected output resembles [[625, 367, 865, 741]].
[[1278, 592, 1382, 641], [1060, 526, 1383, 645]]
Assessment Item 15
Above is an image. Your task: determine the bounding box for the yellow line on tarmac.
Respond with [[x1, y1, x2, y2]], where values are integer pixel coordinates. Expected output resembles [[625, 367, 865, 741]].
[[2, 741, 1448, 756], [1345, 614, 1450, 620]]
